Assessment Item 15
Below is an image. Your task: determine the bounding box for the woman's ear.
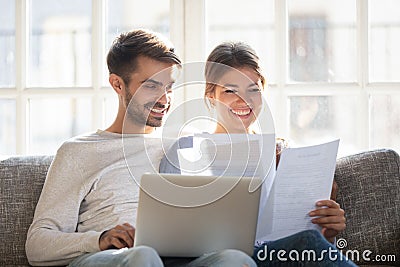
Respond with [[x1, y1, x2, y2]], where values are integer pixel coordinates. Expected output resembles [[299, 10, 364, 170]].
[[206, 92, 215, 106], [206, 96, 215, 108], [109, 74, 124, 95]]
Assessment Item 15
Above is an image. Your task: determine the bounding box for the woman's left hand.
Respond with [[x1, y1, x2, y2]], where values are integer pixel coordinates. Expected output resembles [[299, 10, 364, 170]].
[[309, 199, 346, 243]]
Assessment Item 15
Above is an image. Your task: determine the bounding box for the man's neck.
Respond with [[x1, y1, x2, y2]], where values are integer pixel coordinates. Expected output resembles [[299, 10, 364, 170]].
[[105, 124, 155, 134], [105, 111, 156, 134]]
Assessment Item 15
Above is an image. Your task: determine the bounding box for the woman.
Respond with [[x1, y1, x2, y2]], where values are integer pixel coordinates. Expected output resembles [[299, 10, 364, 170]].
[[160, 42, 354, 266]]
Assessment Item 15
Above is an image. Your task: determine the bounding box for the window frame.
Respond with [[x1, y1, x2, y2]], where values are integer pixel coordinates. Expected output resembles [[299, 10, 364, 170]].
[[1, 0, 399, 155]]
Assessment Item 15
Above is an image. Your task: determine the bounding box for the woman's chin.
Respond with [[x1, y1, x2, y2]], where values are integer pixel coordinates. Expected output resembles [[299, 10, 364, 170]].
[[225, 126, 251, 134]]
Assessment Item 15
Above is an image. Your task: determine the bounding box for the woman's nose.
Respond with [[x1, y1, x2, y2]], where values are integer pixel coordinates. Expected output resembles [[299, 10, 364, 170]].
[[234, 93, 249, 105]]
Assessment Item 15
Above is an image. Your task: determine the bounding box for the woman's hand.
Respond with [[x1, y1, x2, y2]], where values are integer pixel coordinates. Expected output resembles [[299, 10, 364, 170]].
[[99, 223, 135, 250], [309, 200, 346, 243]]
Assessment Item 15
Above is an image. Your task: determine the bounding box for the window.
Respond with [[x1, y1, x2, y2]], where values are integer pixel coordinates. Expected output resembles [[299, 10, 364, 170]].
[[0, 99, 16, 155], [207, 0, 400, 156], [368, 0, 400, 151], [207, 0, 276, 83], [28, 97, 92, 154], [288, 0, 357, 83], [29, 0, 92, 87], [100, 0, 170, 118], [370, 0, 400, 82], [286, 0, 361, 155], [0, 0, 16, 155], [0, 0, 399, 156], [0, 0, 15, 87], [104, 0, 170, 86], [0, 0, 169, 155]]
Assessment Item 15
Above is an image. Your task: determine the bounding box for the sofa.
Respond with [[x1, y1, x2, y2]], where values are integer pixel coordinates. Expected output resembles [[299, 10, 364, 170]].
[[0, 149, 399, 267]]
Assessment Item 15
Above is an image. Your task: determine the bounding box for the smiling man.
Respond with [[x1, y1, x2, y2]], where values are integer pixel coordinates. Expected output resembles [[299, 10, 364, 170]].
[[107, 55, 176, 134], [25, 29, 256, 267]]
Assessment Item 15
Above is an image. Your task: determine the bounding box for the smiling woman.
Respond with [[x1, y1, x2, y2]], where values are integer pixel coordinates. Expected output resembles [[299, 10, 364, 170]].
[[204, 42, 266, 134], [159, 41, 357, 267], [206, 67, 263, 134]]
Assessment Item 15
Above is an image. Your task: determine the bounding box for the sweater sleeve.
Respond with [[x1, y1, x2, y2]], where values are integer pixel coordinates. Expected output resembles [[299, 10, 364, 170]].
[[159, 136, 194, 174], [25, 143, 102, 266]]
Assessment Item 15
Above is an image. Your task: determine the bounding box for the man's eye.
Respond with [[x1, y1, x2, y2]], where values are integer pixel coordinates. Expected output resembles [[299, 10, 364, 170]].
[[143, 83, 157, 89]]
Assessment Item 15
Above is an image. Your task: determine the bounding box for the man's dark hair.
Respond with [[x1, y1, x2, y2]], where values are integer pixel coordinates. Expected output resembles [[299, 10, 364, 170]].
[[107, 29, 181, 85]]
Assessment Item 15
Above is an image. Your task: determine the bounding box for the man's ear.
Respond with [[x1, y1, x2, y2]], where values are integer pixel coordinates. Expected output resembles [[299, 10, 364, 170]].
[[109, 74, 124, 95]]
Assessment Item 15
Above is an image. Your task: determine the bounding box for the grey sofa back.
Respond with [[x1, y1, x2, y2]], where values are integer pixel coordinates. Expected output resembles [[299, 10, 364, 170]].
[[335, 149, 400, 266], [0, 150, 399, 266], [1, 156, 54, 267]]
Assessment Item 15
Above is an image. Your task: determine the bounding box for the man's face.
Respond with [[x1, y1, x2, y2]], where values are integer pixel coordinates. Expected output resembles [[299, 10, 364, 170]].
[[124, 56, 176, 132]]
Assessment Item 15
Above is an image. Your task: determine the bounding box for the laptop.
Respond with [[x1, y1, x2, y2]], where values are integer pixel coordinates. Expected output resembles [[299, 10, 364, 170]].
[[134, 173, 261, 257]]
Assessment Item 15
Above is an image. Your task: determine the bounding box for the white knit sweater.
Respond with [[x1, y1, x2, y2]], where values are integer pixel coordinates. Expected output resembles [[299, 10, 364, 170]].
[[26, 130, 169, 266]]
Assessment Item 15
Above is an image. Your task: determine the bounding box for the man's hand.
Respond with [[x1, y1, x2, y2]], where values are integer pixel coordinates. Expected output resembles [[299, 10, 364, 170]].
[[309, 200, 346, 243], [99, 223, 135, 250]]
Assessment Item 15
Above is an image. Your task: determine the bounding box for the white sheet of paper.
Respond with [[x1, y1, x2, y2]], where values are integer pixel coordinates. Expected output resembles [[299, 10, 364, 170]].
[[177, 133, 277, 244], [179, 133, 275, 192], [260, 139, 340, 242]]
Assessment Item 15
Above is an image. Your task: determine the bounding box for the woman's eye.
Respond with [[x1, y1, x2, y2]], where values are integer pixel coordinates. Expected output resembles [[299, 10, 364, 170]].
[[249, 87, 261, 93], [224, 89, 237, 94]]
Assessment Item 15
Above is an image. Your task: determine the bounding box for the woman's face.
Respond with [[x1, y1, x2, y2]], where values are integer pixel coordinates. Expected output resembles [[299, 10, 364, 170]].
[[208, 67, 263, 133]]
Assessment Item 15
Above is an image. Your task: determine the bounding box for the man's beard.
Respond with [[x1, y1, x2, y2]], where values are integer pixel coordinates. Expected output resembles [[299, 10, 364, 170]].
[[125, 90, 167, 128]]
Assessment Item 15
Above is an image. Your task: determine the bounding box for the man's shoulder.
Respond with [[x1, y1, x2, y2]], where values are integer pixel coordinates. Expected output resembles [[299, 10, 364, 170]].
[[56, 131, 120, 155], [60, 131, 100, 146]]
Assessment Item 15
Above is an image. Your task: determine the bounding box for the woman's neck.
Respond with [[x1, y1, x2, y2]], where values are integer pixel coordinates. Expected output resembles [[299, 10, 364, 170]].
[[214, 123, 251, 134]]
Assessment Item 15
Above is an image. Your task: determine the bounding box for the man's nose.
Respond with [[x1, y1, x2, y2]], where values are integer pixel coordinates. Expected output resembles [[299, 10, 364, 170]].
[[157, 91, 170, 105]]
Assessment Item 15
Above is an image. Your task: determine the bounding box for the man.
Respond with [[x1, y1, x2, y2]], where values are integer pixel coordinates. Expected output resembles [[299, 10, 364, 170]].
[[25, 29, 255, 267]]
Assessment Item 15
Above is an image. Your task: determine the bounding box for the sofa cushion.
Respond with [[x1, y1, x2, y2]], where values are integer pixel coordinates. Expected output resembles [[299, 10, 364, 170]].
[[0, 156, 53, 267], [335, 149, 400, 266], [1, 150, 399, 266]]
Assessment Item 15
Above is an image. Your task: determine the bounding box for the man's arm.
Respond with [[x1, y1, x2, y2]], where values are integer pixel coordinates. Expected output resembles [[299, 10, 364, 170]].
[[99, 223, 136, 250], [25, 144, 101, 266]]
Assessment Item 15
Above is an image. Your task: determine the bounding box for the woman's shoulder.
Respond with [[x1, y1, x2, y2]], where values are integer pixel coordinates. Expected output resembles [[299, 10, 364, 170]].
[[176, 135, 194, 149], [160, 136, 194, 174]]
